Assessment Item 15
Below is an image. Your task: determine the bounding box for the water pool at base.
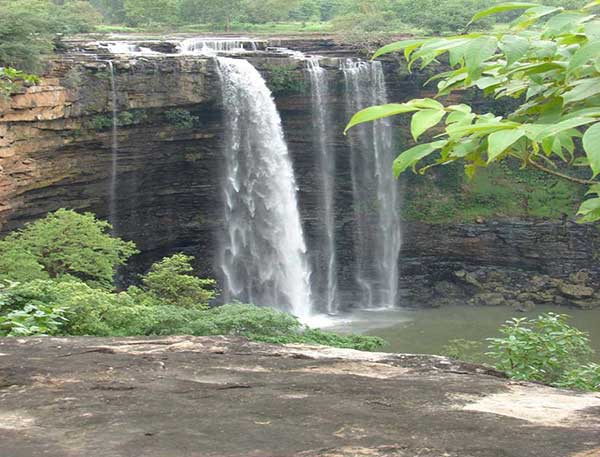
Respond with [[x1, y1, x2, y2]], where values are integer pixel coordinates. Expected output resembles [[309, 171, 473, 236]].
[[320, 305, 600, 358]]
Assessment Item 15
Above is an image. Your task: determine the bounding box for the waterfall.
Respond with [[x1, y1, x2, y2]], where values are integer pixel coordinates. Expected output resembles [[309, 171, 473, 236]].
[[342, 59, 402, 308], [216, 57, 313, 322], [180, 38, 258, 54], [306, 58, 338, 314], [107, 61, 119, 233]]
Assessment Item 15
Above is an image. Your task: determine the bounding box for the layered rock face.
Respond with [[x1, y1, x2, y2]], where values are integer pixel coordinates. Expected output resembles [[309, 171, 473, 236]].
[[0, 40, 598, 309]]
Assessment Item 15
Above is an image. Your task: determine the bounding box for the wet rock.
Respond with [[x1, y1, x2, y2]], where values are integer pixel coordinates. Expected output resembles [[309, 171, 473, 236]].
[[470, 292, 507, 307], [512, 300, 536, 312], [558, 282, 595, 299]]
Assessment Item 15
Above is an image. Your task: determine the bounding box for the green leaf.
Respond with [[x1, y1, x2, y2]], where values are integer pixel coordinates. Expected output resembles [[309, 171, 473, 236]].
[[499, 35, 530, 66], [568, 40, 600, 73], [577, 197, 600, 222], [488, 129, 525, 162], [411, 109, 446, 141], [470, 2, 538, 22], [465, 36, 498, 79], [530, 117, 597, 141], [344, 103, 417, 133], [563, 78, 600, 104], [372, 39, 426, 60], [582, 122, 600, 177], [393, 141, 445, 177]]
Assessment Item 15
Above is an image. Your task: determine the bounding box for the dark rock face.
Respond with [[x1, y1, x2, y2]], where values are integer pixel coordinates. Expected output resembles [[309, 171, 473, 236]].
[[399, 220, 600, 309], [1, 41, 598, 309], [1, 336, 599, 457]]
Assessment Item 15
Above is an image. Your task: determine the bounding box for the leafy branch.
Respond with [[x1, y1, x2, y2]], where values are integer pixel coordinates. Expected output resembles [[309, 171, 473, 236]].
[[346, 1, 600, 222]]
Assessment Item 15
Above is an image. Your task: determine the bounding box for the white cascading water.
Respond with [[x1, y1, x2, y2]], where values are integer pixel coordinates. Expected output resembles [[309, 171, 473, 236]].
[[216, 57, 314, 322], [179, 38, 258, 54], [306, 57, 338, 314], [107, 61, 119, 232], [342, 59, 402, 308]]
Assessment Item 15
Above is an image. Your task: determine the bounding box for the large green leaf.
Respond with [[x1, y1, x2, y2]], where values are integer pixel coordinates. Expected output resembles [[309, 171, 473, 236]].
[[577, 197, 600, 222], [499, 35, 530, 66], [344, 104, 417, 133], [411, 109, 446, 141], [470, 2, 538, 22], [372, 39, 426, 60], [530, 117, 596, 141], [393, 141, 445, 177], [465, 36, 498, 79], [568, 40, 600, 73], [582, 122, 600, 177], [487, 129, 525, 162], [563, 77, 600, 104]]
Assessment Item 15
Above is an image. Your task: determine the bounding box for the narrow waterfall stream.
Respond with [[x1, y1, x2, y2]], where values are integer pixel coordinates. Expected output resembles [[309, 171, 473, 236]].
[[306, 58, 338, 314], [107, 61, 119, 233], [216, 57, 314, 322], [342, 59, 402, 308]]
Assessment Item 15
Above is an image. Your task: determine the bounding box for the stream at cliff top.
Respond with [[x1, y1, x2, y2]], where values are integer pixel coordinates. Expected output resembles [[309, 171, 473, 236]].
[[323, 305, 600, 358]]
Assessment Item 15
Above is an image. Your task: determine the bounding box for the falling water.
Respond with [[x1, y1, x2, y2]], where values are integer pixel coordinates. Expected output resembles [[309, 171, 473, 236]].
[[216, 57, 313, 322], [180, 38, 258, 54], [306, 57, 338, 314], [107, 61, 119, 232], [342, 59, 402, 308]]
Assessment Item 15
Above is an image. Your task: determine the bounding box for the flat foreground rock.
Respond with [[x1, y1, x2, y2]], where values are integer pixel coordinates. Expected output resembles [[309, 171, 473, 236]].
[[1, 336, 599, 457]]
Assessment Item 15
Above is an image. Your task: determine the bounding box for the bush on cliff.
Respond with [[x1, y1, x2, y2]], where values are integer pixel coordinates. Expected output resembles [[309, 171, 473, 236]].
[[0, 209, 138, 290]]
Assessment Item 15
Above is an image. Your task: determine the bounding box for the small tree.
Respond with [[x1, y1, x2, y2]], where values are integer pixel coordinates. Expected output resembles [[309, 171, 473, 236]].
[[0, 209, 137, 289], [346, 1, 600, 222], [487, 313, 599, 390], [140, 253, 216, 309]]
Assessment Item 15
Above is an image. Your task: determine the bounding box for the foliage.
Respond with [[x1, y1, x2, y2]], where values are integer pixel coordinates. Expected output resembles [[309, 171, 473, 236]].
[[140, 254, 215, 309], [186, 303, 301, 336], [402, 160, 582, 223], [0, 0, 101, 72], [347, 2, 600, 222], [0, 67, 40, 98], [0, 209, 138, 290], [185, 303, 385, 351], [487, 313, 597, 390], [391, 0, 494, 34], [255, 328, 386, 351], [0, 281, 68, 337], [165, 109, 199, 129], [266, 65, 306, 95]]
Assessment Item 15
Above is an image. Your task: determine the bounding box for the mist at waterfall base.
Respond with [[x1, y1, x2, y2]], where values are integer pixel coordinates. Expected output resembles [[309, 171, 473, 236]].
[[103, 39, 402, 328]]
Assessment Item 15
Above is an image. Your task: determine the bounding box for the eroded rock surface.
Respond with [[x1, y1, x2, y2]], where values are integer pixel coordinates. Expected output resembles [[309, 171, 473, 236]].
[[1, 336, 599, 457]]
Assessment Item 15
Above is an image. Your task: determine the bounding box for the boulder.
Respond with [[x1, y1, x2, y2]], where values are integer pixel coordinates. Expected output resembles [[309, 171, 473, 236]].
[[558, 282, 595, 299]]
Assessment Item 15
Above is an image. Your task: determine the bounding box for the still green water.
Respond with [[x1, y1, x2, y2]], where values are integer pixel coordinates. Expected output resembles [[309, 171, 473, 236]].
[[326, 305, 600, 359]]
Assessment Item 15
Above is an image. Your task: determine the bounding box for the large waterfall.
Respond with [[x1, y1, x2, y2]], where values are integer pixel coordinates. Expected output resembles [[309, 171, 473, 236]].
[[342, 60, 402, 308], [216, 57, 313, 321], [306, 58, 338, 314]]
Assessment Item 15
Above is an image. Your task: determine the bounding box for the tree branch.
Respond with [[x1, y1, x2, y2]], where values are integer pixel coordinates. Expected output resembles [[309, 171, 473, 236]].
[[526, 157, 599, 186]]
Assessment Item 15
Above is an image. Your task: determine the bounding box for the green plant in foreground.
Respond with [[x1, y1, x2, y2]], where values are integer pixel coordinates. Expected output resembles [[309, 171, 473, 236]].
[[347, 1, 600, 222], [487, 313, 598, 390]]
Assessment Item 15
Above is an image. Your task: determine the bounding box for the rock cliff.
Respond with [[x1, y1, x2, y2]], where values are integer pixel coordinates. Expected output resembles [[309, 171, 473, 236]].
[[0, 38, 598, 309]]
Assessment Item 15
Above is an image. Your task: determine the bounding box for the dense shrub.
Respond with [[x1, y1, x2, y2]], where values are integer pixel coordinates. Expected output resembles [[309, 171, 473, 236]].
[[140, 254, 215, 309], [165, 109, 199, 129], [0, 209, 138, 290], [487, 313, 598, 391]]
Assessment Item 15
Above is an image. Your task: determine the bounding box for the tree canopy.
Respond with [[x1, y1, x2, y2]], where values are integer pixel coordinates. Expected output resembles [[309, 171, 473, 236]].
[[346, 1, 600, 222]]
